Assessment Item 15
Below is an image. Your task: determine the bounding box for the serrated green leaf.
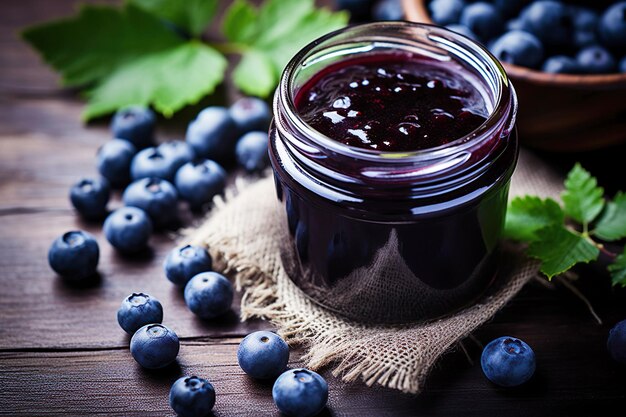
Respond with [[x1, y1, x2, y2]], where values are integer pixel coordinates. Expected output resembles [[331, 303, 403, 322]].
[[594, 192, 626, 242], [84, 42, 226, 119], [561, 163, 605, 225], [22, 4, 184, 87], [129, 0, 218, 37], [223, 0, 348, 97], [527, 225, 599, 278], [504, 196, 564, 242], [233, 51, 277, 97], [608, 247, 626, 287]]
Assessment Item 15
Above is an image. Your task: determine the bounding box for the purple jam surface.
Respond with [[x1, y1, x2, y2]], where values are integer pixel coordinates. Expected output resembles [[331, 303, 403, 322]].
[[295, 54, 489, 152]]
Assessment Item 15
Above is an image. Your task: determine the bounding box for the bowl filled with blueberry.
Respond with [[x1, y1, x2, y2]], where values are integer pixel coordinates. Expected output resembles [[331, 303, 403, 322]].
[[404, 0, 626, 151]]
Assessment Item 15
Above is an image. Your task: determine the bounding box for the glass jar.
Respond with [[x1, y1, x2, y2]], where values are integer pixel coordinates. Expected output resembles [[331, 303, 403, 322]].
[[269, 22, 518, 324]]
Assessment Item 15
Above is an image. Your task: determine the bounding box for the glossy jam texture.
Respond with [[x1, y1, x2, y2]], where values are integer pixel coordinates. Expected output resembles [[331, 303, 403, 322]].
[[295, 54, 488, 151]]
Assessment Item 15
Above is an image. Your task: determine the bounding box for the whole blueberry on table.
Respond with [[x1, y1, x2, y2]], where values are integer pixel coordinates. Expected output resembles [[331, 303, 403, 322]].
[[490, 30, 544, 68], [48, 230, 99, 280], [229, 97, 272, 135], [272, 368, 328, 417], [169, 376, 216, 417], [130, 323, 179, 369], [103, 206, 153, 254], [110, 106, 156, 149], [607, 319, 626, 364], [235, 131, 270, 173], [599, 2, 626, 50], [576, 45, 617, 74], [542, 56, 579, 74], [158, 140, 195, 172], [69, 177, 110, 220], [186, 106, 238, 162], [429, 0, 465, 26], [164, 245, 213, 287], [117, 292, 163, 334], [372, 0, 404, 21], [517, 1, 572, 48], [96, 139, 137, 187], [445, 24, 478, 41], [184, 272, 233, 319], [175, 159, 226, 210], [459, 2, 504, 42], [130, 145, 189, 182], [123, 177, 178, 227], [237, 331, 289, 379], [481, 336, 535, 387]]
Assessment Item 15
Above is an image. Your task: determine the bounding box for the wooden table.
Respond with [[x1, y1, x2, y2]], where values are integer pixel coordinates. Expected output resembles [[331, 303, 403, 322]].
[[1, 1, 625, 415]]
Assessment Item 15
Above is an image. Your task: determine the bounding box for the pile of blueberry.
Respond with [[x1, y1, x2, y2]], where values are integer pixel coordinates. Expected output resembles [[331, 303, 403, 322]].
[[429, 0, 626, 74]]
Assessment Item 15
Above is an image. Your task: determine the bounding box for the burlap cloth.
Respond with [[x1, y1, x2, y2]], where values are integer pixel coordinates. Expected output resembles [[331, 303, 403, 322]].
[[187, 149, 563, 394]]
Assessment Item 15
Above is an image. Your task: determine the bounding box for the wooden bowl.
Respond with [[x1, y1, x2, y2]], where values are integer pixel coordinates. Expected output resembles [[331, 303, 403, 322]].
[[402, 0, 626, 151]]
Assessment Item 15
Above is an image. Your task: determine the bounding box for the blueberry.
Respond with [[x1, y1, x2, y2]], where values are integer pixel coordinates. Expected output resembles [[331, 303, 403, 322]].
[[169, 376, 216, 417], [184, 272, 233, 319], [572, 6, 599, 32], [235, 131, 270, 173], [175, 160, 226, 210], [577, 45, 617, 73], [164, 245, 213, 287], [445, 24, 478, 41], [159, 140, 195, 172], [493, 0, 528, 18], [123, 177, 178, 227], [103, 207, 153, 254], [186, 107, 238, 162], [490, 30, 544, 68], [429, 0, 465, 26], [130, 323, 179, 369], [459, 2, 504, 42], [620, 56, 626, 72], [481, 336, 535, 387], [599, 2, 626, 50], [518, 1, 573, 48], [69, 177, 110, 220], [237, 331, 289, 379], [542, 55, 579, 74], [117, 292, 163, 334], [48, 231, 99, 280], [97, 139, 137, 187], [229, 97, 272, 135], [130, 147, 177, 182], [272, 368, 328, 417], [111, 106, 156, 149], [372, 0, 404, 21], [335, 0, 375, 21], [608, 319, 626, 363]]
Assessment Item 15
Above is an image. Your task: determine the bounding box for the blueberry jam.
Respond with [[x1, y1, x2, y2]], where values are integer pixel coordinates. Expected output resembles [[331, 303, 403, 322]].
[[270, 23, 518, 323], [295, 54, 488, 152]]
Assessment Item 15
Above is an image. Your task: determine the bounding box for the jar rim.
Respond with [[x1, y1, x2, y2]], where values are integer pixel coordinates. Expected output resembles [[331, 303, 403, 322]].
[[277, 21, 517, 164]]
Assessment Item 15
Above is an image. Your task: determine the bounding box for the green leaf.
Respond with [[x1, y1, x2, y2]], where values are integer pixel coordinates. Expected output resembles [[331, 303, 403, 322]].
[[22, 4, 184, 87], [129, 0, 218, 37], [222, 0, 349, 97], [527, 225, 600, 278], [594, 192, 626, 242], [84, 42, 226, 119], [561, 163, 605, 225], [504, 196, 564, 242], [608, 247, 626, 287], [233, 51, 277, 97]]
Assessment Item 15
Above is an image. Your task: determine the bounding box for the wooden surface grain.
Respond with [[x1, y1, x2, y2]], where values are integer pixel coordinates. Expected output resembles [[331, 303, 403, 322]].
[[1, 1, 626, 416]]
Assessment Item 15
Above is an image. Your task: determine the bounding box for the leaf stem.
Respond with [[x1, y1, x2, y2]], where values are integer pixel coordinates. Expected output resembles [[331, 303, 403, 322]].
[[596, 243, 618, 259]]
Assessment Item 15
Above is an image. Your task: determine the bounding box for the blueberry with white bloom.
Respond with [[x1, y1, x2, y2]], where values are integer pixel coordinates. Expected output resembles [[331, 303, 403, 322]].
[[103, 206, 153, 254], [490, 30, 544, 68], [130, 323, 180, 369], [175, 160, 226, 210], [238, 331, 289, 379], [184, 272, 233, 319], [169, 376, 216, 417], [460, 2, 504, 41], [429, 0, 465, 25], [229, 97, 272, 135], [69, 177, 110, 220], [123, 177, 178, 227], [481, 336, 535, 387], [186, 107, 238, 162], [97, 139, 137, 187], [236, 131, 270, 173], [164, 245, 213, 287], [48, 230, 99, 280], [272, 368, 328, 417], [117, 292, 163, 334], [111, 106, 156, 149]]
